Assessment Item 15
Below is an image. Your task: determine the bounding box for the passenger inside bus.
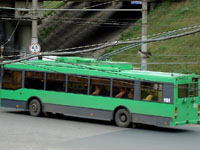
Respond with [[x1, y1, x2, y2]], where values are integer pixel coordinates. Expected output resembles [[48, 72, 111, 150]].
[[144, 91, 154, 101], [115, 87, 126, 98], [128, 88, 134, 99], [92, 85, 101, 95]]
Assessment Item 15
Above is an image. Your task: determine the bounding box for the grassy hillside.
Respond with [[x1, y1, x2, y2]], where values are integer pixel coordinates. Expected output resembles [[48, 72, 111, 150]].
[[43, 1, 65, 16], [107, 0, 200, 74]]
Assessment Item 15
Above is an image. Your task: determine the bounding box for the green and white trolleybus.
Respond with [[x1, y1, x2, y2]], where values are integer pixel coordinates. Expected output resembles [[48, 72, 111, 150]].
[[0, 57, 200, 127]]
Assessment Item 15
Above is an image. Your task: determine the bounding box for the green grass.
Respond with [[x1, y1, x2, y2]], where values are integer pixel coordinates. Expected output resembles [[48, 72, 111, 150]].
[[43, 1, 65, 17], [107, 0, 200, 74], [39, 1, 65, 41]]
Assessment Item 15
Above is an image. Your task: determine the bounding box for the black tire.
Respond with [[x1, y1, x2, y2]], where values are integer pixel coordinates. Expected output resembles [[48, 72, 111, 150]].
[[115, 109, 131, 128], [28, 99, 42, 117]]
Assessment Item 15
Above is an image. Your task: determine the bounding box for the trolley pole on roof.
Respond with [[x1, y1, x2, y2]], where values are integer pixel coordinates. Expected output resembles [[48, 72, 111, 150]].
[[141, 0, 148, 71], [32, 0, 38, 45]]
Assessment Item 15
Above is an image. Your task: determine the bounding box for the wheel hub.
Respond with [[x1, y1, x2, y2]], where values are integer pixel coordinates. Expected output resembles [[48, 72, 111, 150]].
[[31, 103, 38, 112], [120, 114, 127, 122]]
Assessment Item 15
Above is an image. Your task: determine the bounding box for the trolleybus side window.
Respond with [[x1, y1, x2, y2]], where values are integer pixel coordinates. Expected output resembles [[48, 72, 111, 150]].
[[141, 82, 163, 102], [192, 83, 198, 97], [25, 71, 44, 90], [90, 77, 110, 96], [46, 73, 66, 92], [112, 80, 134, 99], [178, 83, 198, 98], [178, 84, 188, 98], [2, 70, 22, 90], [189, 83, 198, 97], [68, 75, 88, 94]]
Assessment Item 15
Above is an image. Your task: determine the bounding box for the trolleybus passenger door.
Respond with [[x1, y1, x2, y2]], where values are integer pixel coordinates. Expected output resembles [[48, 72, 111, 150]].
[[177, 83, 199, 123]]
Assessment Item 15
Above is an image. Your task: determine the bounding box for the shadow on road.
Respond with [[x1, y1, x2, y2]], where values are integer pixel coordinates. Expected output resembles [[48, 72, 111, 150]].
[[4, 110, 197, 133], [133, 124, 193, 133], [5, 110, 114, 126]]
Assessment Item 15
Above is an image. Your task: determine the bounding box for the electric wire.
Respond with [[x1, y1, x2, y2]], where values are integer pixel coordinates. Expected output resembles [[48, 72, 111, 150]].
[[45, 23, 200, 54], [0, 7, 142, 12], [2, 23, 200, 60], [84, 0, 119, 9], [2, 25, 200, 62], [98, 24, 200, 60], [1, 20, 20, 47], [1, 26, 200, 66]]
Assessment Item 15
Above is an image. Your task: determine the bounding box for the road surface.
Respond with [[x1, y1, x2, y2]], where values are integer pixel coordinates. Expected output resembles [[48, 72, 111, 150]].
[[0, 107, 199, 150]]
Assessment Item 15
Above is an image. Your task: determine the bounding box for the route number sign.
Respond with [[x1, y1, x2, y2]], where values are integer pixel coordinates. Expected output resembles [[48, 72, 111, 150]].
[[131, 1, 142, 5], [29, 43, 41, 54]]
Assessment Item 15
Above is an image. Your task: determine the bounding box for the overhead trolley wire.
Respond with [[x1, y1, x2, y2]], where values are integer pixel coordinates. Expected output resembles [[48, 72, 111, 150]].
[[84, 0, 119, 9], [2, 23, 200, 60], [1, 26, 200, 65], [1, 20, 20, 47], [98, 25, 200, 60], [0, 7, 142, 12], [0, 17, 140, 27]]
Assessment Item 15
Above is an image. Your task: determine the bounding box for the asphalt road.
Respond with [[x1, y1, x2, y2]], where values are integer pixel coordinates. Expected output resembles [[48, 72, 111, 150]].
[[0, 107, 200, 150]]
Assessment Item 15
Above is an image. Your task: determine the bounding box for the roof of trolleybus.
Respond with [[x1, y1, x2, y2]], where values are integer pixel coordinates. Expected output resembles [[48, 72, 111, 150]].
[[3, 57, 198, 83]]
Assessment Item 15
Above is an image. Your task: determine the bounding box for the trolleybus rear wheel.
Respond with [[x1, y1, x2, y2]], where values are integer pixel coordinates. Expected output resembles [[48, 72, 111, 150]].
[[29, 99, 42, 117], [115, 109, 131, 128]]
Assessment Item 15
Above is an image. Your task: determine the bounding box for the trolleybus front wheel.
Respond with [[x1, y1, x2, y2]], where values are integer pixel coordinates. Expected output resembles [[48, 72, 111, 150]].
[[115, 109, 131, 128], [28, 99, 42, 117]]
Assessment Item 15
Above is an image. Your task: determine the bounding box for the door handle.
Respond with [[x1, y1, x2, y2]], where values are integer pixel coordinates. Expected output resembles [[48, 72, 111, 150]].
[[191, 98, 196, 103], [182, 99, 187, 103]]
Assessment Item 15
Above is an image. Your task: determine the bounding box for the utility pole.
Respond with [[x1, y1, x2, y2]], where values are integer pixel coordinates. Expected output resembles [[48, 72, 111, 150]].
[[0, 45, 3, 62], [32, 0, 38, 44], [29, 0, 41, 59], [141, 0, 148, 71]]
